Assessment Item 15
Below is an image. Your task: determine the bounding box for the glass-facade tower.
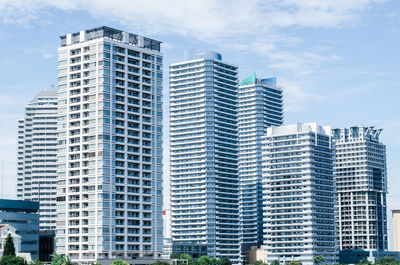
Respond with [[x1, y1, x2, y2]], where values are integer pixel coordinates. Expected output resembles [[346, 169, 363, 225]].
[[169, 51, 240, 263], [238, 73, 283, 257], [56, 26, 164, 263]]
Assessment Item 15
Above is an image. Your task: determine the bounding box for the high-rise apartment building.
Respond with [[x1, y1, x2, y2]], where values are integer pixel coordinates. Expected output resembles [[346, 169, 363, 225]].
[[56, 26, 164, 263], [392, 210, 400, 251], [332, 126, 387, 251], [262, 123, 337, 265], [238, 73, 283, 256], [169, 51, 240, 263], [17, 90, 58, 231]]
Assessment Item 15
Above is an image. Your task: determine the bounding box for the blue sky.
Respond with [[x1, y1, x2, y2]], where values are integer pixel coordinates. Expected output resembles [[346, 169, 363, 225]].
[[0, 0, 399, 244]]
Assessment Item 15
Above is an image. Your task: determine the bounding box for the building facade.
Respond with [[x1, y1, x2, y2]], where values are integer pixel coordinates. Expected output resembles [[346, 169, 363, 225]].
[[0, 199, 39, 260], [56, 26, 164, 263], [262, 123, 337, 265], [393, 210, 400, 251], [332, 126, 387, 251], [237, 73, 283, 256], [0, 224, 22, 254], [169, 51, 240, 262], [16, 90, 58, 231]]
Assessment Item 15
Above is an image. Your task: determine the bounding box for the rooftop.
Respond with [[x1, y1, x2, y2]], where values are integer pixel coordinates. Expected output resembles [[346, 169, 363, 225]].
[[239, 72, 277, 87], [332, 126, 383, 142], [0, 199, 39, 213], [266, 122, 331, 137], [29, 89, 57, 103], [60, 26, 161, 52]]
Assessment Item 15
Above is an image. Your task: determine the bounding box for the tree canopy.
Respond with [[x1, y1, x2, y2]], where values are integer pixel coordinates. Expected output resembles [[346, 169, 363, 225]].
[[193, 256, 232, 265], [0, 255, 27, 265], [286, 261, 302, 265], [375, 257, 400, 265], [251, 260, 268, 265], [29, 260, 44, 265], [313, 256, 327, 265], [50, 254, 71, 265], [270, 260, 280, 265], [170, 253, 194, 265], [111, 260, 129, 265], [152, 261, 170, 265], [3, 233, 16, 257]]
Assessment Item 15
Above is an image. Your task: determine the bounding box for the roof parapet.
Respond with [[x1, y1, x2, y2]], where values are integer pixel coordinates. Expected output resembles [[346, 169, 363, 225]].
[[60, 26, 161, 52]]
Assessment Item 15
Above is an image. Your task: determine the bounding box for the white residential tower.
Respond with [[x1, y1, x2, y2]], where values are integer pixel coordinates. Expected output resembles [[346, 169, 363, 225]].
[[169, 51, 240, 263], [17, 90, 58, 231], [56, 26, 164, 263], [262, 123, 337, 265]]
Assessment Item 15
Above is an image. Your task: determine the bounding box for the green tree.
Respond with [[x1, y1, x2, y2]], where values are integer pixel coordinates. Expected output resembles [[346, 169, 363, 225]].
[[29, 259, 44, 265], [210, 258, 220, 265], [3, 233, 16, 257], [152, 261, 170, 265], [195, 256, 212, 265], [376, 257, 400, 265], [0, 255, 27, 265], [111, 260, 129, 265], [313, 256, 327, 265], [271, 260, 280, 265], [170, 253, 193, 265], [218, 257, 232, 265], [183, 254, 193, 264], [50, 253, 71, 265], [287, 261, 302, 265], [252, 260, 268, 265], [357, 259, 372, 265]]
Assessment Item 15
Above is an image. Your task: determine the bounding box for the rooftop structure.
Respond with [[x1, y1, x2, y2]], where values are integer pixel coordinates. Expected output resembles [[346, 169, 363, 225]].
[[60, 26, 161, 51]]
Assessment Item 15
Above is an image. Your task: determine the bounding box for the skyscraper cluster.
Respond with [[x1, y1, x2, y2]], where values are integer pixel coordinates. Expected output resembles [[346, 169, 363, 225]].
[[13, 26, 388, 265]]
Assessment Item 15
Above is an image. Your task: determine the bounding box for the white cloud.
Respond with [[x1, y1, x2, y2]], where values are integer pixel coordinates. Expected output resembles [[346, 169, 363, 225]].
[[269, 50, 342, 75], [22, 46, 56, 59], [0, 0, 385, 38], [278, 78, 326, 112]]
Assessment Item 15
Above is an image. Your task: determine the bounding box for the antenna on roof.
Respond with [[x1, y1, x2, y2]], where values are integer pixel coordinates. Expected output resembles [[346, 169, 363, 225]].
[[51, 83, 55, 90]]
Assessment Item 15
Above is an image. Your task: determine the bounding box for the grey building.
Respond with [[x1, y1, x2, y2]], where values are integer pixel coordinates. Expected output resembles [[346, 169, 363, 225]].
[[169, 50, 240, 263], [237, 73, 283, 258], [332, 126, 387, 251], [0, 199, 39, 260], [17, 89, 58, 231]]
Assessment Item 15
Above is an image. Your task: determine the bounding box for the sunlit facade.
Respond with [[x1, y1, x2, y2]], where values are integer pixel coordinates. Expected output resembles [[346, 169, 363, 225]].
[[56, 26, 164, 263]]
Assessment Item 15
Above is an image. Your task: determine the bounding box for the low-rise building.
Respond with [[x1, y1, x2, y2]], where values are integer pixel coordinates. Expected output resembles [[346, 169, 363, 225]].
[[0, 224, 22, 253], [339, 249, 400, 264], [0, 199, 39, 260], [0, 224, 32, 262]]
